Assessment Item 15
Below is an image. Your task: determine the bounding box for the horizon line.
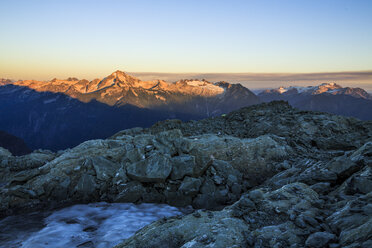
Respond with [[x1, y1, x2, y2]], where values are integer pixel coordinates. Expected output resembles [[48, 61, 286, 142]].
[[2, 70, 372, 82]]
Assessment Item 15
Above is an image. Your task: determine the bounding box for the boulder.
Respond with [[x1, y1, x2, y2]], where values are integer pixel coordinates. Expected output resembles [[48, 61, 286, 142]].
[[126, 152, 172, 182], [0, 147, 12, 157], [326, 156, 361, 179], [11, 168, 41, 183], [305, 232, 337, 248], [74, 174, 97, 199], [89, 156, 121, 181], [114, 181, 145, 203], [115, 210, 248, 248], [170, 155, 196, 180], [350, 141, 372, 162], [339, 218, 372, 247], [179, 177, 202, 196]]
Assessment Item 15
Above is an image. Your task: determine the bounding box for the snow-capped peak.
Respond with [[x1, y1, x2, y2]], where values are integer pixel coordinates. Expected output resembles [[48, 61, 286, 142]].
[[273, 86, 315, 94], [260, 82, 371, 100], [184, 80, 225, 93], [266, 83, 343, 95], [277, 86, 287, 94]]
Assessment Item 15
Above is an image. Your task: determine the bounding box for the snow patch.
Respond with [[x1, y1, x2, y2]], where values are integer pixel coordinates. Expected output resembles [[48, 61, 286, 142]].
[[277, 87, 287, 94], [0, 202, 182, 248], [186, 80, 224, 93], [273, 83, 341, 95], [182, 239, 198, 247]]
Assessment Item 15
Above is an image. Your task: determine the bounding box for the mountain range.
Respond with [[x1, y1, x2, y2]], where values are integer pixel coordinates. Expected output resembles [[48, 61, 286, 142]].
[[1, 71, 371, 152], [8, 70, 259, 116], [259, 82, 372, 120], [259, 82, 371, 99], [0, 71, 259, 151]]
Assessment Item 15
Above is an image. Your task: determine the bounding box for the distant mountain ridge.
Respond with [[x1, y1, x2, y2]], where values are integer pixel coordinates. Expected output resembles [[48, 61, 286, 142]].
[[260, 82, 371, 99], [5, 70, 260, 116], [259, 82, 372, 120], [2, 72, 371, 151], [0, 84, 202, 151], [0, 78, 14, 86], [0, 71, 260, 151]]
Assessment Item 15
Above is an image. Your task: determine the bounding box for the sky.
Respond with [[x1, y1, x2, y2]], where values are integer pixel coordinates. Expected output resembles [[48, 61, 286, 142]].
[[0, 0, 372, 89]]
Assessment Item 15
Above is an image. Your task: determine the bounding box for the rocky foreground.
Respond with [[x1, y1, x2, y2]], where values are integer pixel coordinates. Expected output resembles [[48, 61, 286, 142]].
[[0, 101, 371, 247]]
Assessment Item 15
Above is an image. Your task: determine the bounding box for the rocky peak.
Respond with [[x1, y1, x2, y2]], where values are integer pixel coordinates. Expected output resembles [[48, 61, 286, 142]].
[[260, 82, 368, 98], [94, 70, 140, 90], [66, 77, 79, 82], [313, 82, 342, 94], [108, 70, 141, 84], [0, 78, 13, 85], [1, 71, 260, 113]]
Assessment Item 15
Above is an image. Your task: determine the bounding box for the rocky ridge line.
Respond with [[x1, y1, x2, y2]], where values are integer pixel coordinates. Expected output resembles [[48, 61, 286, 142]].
[[0, 101, 371, 247]]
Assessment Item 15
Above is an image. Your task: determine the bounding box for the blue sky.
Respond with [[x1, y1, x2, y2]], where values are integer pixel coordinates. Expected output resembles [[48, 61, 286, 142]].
[[0, 0, 371, 80]]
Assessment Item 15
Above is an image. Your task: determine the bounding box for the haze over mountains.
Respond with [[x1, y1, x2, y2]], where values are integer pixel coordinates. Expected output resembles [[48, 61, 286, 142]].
[[0, 70, 371, 152]]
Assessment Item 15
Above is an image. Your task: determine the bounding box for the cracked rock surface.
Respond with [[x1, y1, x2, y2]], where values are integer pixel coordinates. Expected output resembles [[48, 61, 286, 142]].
[[1, 101, 371, 247]]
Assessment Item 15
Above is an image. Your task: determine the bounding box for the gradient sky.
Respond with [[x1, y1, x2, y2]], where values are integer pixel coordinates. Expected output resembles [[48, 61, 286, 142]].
[[1, 0, 372, 81]]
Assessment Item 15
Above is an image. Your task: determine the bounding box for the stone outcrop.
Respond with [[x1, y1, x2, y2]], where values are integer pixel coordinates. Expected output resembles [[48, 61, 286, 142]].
[[0, 101, 371, 247], [1, 129, 290, 215]]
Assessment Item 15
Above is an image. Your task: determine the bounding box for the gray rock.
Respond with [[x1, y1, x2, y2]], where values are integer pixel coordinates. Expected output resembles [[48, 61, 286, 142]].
[[115, 181, 145, 203], [231, 183, 242, 195], [89, 156, 121, 181], [125, 148, 144, 163], [155, 129, 183, 156], [179, 177, 202, 196], [141, 188, 165, 203], [111, 127, 143, 138], [11, 168, 41, 183], [126, 152, 172, 182], [193, 194, 218, 209], [8, 186, 36, 199], [212, 160, 242, 186], [339, 167, 372, 195], [310, 182, 331, 194], [164, 191, 192, 207], [200, 178, 217, 194], [0, 147, 12, 157], [115, 210, 248, 248], [170, 155, 196, 180], [74, 174, 97, 198], [112, 167, 129, 185], [305, 232, 337, 248], [189, 147, 213, 177], [350, 141, 372, 163], [327, 156, 361, 179], [53, 177, 71, 200]]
